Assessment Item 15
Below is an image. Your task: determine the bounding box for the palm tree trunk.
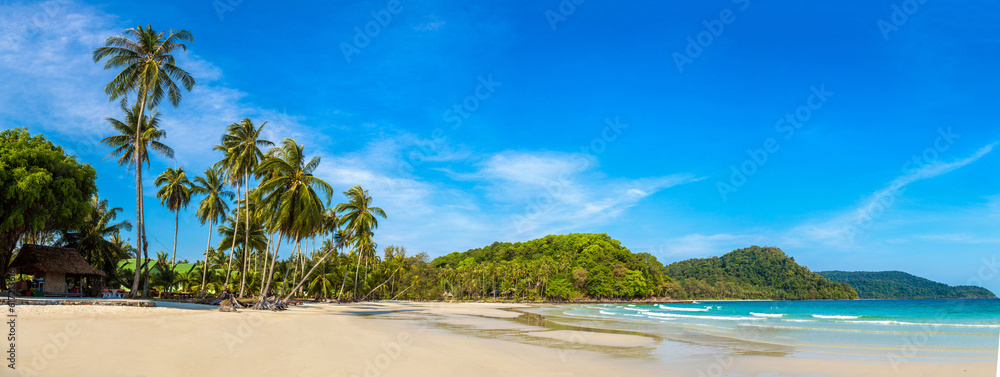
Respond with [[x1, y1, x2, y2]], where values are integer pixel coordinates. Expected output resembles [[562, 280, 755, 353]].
[[129, 158, 143, 298], [284, 237, 347, 302], [337, 252, 351, 301], [289, 246, 299, 299], [223, 181, 242, 291], [171, 211, 178, 265], [352, 248, 365, 299], [239, 168, 250, 297], [259, 234, 284, 299], [128, 95, 148, 299], [199, 219, 213, 297], [259, 233, 272, 297]]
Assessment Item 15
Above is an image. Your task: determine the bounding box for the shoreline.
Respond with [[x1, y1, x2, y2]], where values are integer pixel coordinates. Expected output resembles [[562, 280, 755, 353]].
[[13, 301, 996, 376]]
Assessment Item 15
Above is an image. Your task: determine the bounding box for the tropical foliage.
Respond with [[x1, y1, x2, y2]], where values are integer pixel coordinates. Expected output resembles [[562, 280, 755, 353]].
[[818, 271, 996, 299], [663, 246, 859, 300], [0, 128, 97, 290]]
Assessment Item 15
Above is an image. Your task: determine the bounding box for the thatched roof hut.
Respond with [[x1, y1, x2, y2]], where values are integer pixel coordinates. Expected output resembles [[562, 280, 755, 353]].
[[9, 245, 106, 277], [9, 244, 105, 296]]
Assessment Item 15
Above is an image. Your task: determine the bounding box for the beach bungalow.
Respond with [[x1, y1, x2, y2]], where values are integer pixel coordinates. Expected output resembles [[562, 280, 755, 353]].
[[8, 244, 106, 297]]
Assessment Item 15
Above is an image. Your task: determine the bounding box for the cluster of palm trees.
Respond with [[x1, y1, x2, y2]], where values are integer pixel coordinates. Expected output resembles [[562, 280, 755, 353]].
[[92, 25, 389, 305]]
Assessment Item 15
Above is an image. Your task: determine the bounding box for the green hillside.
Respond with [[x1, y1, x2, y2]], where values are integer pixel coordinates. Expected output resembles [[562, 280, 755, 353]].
[[431, 233, 670, 300], [817, 271, 996, 299], [662, 246, 858, 300]]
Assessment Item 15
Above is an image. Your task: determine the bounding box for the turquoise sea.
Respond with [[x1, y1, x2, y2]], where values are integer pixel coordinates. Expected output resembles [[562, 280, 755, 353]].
[[524, 299, 1000, 361]]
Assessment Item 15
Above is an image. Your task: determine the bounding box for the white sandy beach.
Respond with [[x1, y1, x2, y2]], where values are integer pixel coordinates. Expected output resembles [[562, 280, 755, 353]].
[[12, 301, 996, 377]]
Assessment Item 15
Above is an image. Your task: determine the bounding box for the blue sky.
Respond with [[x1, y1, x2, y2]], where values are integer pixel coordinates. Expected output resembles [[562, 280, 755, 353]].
[[2, 0, 999, 290]]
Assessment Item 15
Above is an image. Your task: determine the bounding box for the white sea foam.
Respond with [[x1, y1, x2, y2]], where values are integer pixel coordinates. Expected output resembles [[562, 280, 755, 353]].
[[622, 307, 648, 312], [813, 315, 859, 319], [844, 320, 1000, 328], [599, 310, 616, 315], [785, 319, 816, 323], [749, 312, 784, 318], [658, 305, 711, 312], [645, 312, 764, 321]]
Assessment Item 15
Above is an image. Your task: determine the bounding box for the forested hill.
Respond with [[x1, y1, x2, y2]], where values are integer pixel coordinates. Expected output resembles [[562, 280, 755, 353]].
[[431, 233, 670, 300], [662, 246, 858, 300], [817, 271, 997, 299]]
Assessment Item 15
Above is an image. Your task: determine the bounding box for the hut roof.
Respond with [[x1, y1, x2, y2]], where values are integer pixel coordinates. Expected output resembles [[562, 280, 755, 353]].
[[9, 244, 106, 277]]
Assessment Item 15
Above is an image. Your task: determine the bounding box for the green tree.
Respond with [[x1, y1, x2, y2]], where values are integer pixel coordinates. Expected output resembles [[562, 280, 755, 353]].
[[191, 167, 233, 296], [155, 166, 192, 266], [93, 25, 194, 298], [59, 195, 133, 282], [214, 119, 272, 296], [100, 102, 174, 297], [0, 128, 97, 289], [335, 185, 386, 300], [255, 139, 332, 308]]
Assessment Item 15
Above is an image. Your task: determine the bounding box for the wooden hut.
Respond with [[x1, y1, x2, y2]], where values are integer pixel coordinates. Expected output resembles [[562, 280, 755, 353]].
[[8, 244, 106, 296]]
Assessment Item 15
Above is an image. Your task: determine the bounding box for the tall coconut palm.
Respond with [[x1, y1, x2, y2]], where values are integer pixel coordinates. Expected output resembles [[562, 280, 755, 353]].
[[59, 195, 133, 282], [101, 103, 174, 297], [335, 185, 386, 300], [94, 25, 194, 298], [192, 167, 233, 296], [214, 119, 272, 296], [255, 139, 332, 308], [154, 166, 193, 268]]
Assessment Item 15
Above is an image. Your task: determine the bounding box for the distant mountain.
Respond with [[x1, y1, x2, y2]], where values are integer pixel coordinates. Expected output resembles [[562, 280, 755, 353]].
[[817, 271, 996, 299], [662, 246, 858, 300]]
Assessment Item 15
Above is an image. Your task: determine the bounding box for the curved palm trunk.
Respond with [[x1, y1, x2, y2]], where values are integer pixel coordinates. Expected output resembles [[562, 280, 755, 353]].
[[352, 250, 363, 299], [285, 237, 348, 302], [141, 203, 151, 297], [259, 233, 272, 297], [128, 96, 148, 298], [222, 181, 242, 291], [199, 219, 213, 297], [239, 168, 250, 297], [129, 157, 143, 298], [171, 211, 178, 265], [337, 253, 350, 301], [259, 234, 284, 299]]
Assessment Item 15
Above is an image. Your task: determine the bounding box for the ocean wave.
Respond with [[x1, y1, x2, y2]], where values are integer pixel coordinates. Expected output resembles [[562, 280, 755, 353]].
[[844, 320, 1000, 328], [645, 312, 765, 321], [622, 307, 649, 312], [813, 315, 859, 319], [749, 312, 783, 318], [658, 305, 711, 312], [784, 319, 816, 323], [599, 310, 616, 315]]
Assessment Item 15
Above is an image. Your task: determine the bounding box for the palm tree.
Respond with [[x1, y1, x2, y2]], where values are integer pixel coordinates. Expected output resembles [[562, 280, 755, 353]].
[[59, 195, 133, 282], [94, 25, 194, 298], [214, 119, 272, 296], [335, 186, 386, 300], [255, 139, 332, 308], [155, 166, 193, 268], [192, 167, 233, 296], [101, 103, 174, 297]]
